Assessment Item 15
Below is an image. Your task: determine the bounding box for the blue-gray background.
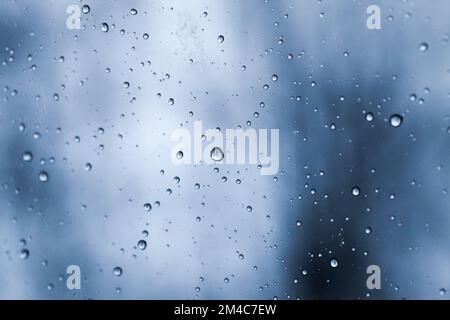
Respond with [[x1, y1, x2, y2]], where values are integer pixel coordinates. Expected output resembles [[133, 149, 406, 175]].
[[0, 0, 449, 299]]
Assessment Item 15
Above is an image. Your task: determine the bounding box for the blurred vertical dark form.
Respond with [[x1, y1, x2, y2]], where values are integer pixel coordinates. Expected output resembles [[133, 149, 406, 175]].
[[0, 2, 98, 299], [278, 0, 404, 299]]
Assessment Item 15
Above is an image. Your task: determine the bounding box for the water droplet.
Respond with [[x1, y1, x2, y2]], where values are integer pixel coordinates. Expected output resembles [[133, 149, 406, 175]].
[[239, 253, 245, 260], [85, 163, 92, 171], [101, 23, 109, 32], [389, 114, 403, 127], [224, 277, 229, 283], [82, 5, 90, 14], [271, 74, 278, 82], [19, 249, 29, 260], [419, 42, 428, 52], [365, 227, 372, 234], [168, 98, 174, 105], [296, 220, 302, 227], [439, 288, 446, 295], [217, 35, 224, 43], [130, 8, 138, 15], [113, 266, 123, 276], [143, 203, 152, 212], [210, 147, 224, 161], [39, 171, 49, 183], [22, 151, 33, 162], [137, 240, 147, 250], [351, 186, 360, 196], [330, 258, 338, 268], [365, 112, 374, 122], [176, 151, 183, 159], [246, 206, 253, 212]]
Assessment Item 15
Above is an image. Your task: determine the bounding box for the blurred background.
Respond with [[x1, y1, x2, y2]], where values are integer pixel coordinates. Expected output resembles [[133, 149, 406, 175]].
[[0, 0, 449, 299]]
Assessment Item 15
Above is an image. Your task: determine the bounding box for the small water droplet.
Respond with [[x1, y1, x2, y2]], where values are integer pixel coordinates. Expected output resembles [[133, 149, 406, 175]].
[[389, 114, 403, 127], [217, 35, 224, 43], [143, 203, 152, 212], [176, 151, 183, 159], [113, 266, 123, 276], [330, 258, 338, 268], [22, 151, 33, 162], [137, 240, 147, 250], [39, 171, 49, 183], [19, 249, 29, 260], [101, 23, 109, 32], [82, 5, 90, 14], [210, 147, 224, 161], [419, 42, 428, 52]]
